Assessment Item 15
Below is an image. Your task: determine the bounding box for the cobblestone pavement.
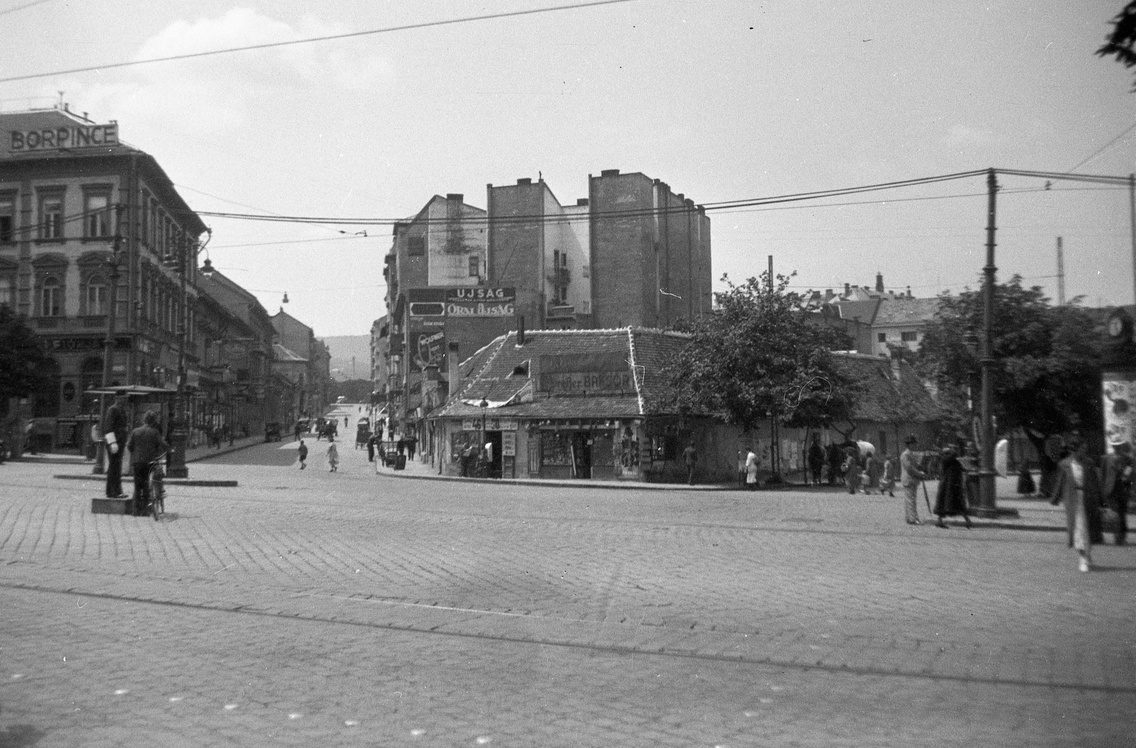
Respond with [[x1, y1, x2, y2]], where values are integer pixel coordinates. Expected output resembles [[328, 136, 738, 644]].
[[1, 440, 1134, 747]]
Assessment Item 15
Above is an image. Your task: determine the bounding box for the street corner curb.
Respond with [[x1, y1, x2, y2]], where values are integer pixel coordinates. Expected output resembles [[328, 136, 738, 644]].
[[54, 474, 240, 488]]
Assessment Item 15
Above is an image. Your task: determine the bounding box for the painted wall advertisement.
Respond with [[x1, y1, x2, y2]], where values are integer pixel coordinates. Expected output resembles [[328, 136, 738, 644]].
[[537, 352, 634, 396]]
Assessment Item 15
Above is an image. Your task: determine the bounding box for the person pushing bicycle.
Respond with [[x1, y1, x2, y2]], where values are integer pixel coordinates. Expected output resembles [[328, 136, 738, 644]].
[[126, 411, 169, 517]]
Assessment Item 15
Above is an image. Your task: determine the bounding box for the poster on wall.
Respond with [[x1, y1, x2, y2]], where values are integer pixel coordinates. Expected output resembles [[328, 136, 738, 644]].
[[1103, 370, 1136, 449]]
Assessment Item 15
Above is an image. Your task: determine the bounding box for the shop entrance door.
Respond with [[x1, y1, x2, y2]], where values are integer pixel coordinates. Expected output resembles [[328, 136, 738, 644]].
[[572, 432, 592, 479]]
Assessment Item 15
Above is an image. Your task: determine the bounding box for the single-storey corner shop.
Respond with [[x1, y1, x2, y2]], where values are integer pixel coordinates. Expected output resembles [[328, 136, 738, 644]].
[[423, 327, 942, 483]]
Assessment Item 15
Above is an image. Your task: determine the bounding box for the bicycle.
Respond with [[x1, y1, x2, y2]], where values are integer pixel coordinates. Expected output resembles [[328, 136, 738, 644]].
[[146, 453, 167, 521]]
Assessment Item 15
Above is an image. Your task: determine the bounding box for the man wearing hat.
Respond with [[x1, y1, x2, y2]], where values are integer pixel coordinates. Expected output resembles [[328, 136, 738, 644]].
[[900, 434, 928, 525], [101, 390, 129, 498], [1102, 438, 1133, 546]]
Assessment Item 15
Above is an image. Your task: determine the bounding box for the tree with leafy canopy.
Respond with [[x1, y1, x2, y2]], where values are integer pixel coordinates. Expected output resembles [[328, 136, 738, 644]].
[[916, 276, 1102, 487], [663, 273, 857, 465], [1098, 1, 1136, 90], [0, 305, 52, 413]]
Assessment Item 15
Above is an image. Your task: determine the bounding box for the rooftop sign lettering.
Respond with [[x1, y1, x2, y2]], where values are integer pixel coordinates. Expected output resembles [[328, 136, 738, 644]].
[[9, 123, 119, 152]]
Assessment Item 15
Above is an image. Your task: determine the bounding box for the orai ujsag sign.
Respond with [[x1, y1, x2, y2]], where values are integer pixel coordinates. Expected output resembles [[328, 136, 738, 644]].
[[445, 287, 514, 317]]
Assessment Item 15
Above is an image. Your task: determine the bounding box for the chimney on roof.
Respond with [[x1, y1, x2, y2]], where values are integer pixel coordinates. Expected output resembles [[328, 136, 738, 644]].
[[890, 348, 902, 381], [576, 198, 588, 206], [825, 289, 834, 302], [516, 316, 526, 346], [906, 286, 912, 298], [844, 283, 851, 296], [446, 193, 463, 203], [447, 342, 461, 397], [600, 169, 620, 177], [517, 178, 532, 186], [876, 272, 884, 293]]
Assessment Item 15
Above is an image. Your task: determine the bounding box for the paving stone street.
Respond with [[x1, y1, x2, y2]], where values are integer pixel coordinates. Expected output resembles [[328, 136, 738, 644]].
[[1, 434, 1134, 747]]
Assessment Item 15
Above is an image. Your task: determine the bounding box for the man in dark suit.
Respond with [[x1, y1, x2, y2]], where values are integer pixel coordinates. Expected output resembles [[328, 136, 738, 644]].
[[102, 391, 129, 498]]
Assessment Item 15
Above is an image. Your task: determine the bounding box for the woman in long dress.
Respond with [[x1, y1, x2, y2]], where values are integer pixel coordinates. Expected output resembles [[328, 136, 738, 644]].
[[745, 447, 759, 490], [1051, 436, 1103, 572], [327, 437, 339, 473], [934, 445, 972, 528]]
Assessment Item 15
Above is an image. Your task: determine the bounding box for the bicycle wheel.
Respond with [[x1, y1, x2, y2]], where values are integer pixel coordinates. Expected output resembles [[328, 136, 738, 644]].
[[149, 469, 163, 521]]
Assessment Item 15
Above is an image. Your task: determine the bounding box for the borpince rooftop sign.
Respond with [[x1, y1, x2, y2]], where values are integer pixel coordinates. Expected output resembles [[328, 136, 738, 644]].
[[8, 122, 119, 152]]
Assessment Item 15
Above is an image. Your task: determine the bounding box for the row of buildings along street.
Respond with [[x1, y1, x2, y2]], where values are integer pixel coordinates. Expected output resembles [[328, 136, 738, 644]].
[[0, 105, 332, 457], [370, 171, 952, 483], [0, 103, 1099, 485]]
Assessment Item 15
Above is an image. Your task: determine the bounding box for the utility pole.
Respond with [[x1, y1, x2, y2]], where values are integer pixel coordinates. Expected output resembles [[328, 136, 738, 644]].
[[93, 204, 125, 475], [1057, 237, 1065, 306], [1130, 174, 1136, 305], [976, 168, 999, 518]]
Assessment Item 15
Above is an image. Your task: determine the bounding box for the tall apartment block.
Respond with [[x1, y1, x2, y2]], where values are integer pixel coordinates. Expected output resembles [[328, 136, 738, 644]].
[[487, 169, 711, 330]]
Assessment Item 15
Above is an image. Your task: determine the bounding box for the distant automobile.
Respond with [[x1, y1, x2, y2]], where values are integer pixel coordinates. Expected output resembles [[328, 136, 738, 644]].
[[336, 396, 347, 403]]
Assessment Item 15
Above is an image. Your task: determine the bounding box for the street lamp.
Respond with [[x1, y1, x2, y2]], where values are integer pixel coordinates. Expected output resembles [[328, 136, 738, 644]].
[[93, 204, 125, 475], [975, 169, 999, 518], [166, 228, 212, 479]]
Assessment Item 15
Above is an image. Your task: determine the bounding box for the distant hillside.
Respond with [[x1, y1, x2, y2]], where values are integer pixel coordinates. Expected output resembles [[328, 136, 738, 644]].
[[322, 335, 371, 381]]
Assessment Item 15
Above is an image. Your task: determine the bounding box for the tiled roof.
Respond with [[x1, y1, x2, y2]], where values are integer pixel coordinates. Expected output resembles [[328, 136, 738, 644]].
[[832, 353, 941, 423], [872, 297, 942, 327], [431, 327, 691, 420], [829, 299, 881, 324]]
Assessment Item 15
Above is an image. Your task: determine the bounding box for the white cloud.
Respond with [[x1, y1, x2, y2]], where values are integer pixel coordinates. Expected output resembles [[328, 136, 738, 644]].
[[64, 8, 392, 135], [944, 124, 992, 149]]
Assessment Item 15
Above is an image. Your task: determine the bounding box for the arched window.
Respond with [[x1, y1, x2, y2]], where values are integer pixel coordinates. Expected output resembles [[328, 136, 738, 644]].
[[41, 275, 62, 317], [85, 275, 107, 316]]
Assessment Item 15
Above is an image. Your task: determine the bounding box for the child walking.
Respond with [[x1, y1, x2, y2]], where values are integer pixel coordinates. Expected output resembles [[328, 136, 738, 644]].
[[327, 437, 339, 472], [298, 439, 308, 470]]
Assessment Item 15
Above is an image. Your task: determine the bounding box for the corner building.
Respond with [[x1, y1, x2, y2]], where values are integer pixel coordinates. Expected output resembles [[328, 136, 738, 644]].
[[0, 106, 207, 453]]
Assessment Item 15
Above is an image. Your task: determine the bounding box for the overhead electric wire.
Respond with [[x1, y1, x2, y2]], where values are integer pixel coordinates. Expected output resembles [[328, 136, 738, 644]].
[[0, 0, 53, 17], [1064, 119, 1136, 174], [0, 0, 637, 84], [191, 169, 993, 228]]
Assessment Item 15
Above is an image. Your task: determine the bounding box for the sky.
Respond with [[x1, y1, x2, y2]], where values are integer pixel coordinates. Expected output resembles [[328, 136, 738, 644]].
[[3, 0, 1135, 336]]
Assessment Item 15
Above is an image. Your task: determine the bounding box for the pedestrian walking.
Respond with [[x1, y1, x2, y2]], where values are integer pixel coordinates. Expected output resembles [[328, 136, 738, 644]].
[[366, 434, 376, 463], [101, 390, 129, 499], [406, 435, 417, 461], [1017, 463, 1036, 495], [807, 436, 825, 486], [126, 411, 169, 517], [744, 446, 759, 490], [933, 445, 973, 528], [843, 447, 861, 494], [327, 437, 339, 472], [343, 416, 348, 429], [960, 441, 981, 509], [864, 451, 882, 494], [682, 441, 698, 485], [825, 442, 843, 485], [1051, 435, 1104, 572], [298, 439, 308, 470], [1100, 439, 1132, 546], [880, 453, 897, 497], [461, 443, 475, 477], [900, 435, 927, 525]]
